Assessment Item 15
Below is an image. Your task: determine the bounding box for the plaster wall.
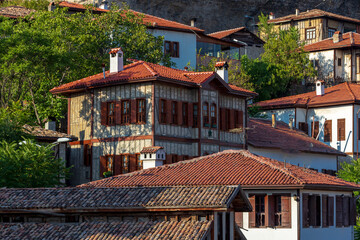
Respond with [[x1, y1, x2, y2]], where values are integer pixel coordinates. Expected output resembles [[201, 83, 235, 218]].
[[309, 50, 334, 81]]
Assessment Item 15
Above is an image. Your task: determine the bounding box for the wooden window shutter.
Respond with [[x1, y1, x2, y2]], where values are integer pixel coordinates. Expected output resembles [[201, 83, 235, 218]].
[[229, 109, 235, 130], [311, 121, 319, 138], [343, 196, 350, 227], [267, 195, 275, 227], [328, 196, 334, 226], [309, 195, 316, 226], [350, 197, 357, 226], [281, 195, 291, 228], [336, 195, 343, 227], [322, 195, 328, 227], [188, 103, 193, 127], [165, 154, 172, 165], [130, 99, 137, 124], [221, 108, 226, 131], [100, 156, 107, 178], [337, 119, 345, 141], [129, 154, 137, 172], [249, 195, 256, 228], [302, 193, 310, 227], [324, 120, 332, 142], [113, 155, 122, 176], [83, 144, 92, 167], [239, 110, 244, 129], [264, 195, 269, 227], [235, 212, 243, 228], [177, 101, 182, 126], [115, 101, 122, 125], [166, 100, 172, 124], [101, 102, 108, 126]]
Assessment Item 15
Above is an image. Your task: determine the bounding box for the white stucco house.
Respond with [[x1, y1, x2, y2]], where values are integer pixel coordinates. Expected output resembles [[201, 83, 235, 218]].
[[255, 81, 360, 163]]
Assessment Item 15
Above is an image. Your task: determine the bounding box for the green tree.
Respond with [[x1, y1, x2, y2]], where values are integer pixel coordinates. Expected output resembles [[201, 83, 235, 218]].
[[0, 7, 172, 126], [0, 0, 49, 11], [0, 139, 70, 187]]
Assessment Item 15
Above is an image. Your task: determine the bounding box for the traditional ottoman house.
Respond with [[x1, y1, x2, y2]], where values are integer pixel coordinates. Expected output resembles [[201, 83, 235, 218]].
[[80, 150, 360, 240], [50, 47, 257, 185]]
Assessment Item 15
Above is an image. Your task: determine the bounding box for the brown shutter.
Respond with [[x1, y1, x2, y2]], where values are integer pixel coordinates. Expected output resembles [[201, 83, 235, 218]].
[[177, 155, 184, 162], [129, 154, 137, 172], [309, 195, 316, 226], [324, 120, 332, 142], [188, 103, 193, 127], [264, 195, 269, 227], [311, 121, 319, 138], [113, 155, 122, 176], [165, 154, 172, 165], [239, 110, 244, 129], [336, 195, 343, 227], [101, 102, 107, 125], [115, 101, 121, 125], [249, 195, 256, 228], [100, 156, 107, 178], [235, 212, 243, 228], [221, 108, 226, 131], [343, 196, 350, 227], [337, 119, 345, 141], [130, 99, 137, 123], [282, 195, 291, 228], [229, 109, 235, 130], [177, 101, 182, 126], [322, 195, 328, 227], [83, 144, 92, 167], [328, 196, 334, 226], [350, 197, 357, 226], [166, 100, 172, 124], [268, 195, 275, 227], [302, 193, 309, 228]]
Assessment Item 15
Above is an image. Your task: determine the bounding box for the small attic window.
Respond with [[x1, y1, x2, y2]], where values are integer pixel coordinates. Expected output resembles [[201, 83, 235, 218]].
[[144, 154, 147, 159], [149, 154, 152, 158], [111, 53, 116, 58]]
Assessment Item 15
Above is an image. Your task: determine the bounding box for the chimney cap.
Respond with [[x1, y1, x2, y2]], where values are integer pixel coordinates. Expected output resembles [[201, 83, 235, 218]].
[[215, 61, 229, 69], [109, 47, 123, 55]]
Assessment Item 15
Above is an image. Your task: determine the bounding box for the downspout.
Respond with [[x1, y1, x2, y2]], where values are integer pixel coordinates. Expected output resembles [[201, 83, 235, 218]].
[[356, 107, 360, 159]]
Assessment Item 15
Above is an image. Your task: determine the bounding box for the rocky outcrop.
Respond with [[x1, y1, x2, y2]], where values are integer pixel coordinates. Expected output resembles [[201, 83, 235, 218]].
[[73, 0, 360, 33]]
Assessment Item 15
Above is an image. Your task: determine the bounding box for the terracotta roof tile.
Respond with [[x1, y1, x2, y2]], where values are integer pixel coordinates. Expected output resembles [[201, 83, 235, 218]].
[[0, 186, 237, 210], [255, 82, 360, 109], [268, 9, 360, 24], [304, 32, 360, 52], [0, 6, 35, 18], [50, 60, 257, 97], [208, 27, 246, 39], [23, 124, 77, 141], [248, 118, 346, 156], [0, 221, 212, 240], [79, 150, 360, 191], [140, 146, 163, 154], [215, 61, 227, 68]]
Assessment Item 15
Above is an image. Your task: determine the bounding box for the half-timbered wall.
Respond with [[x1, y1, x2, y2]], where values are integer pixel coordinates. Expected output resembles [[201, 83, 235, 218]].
[[69, 92, 92, 140]]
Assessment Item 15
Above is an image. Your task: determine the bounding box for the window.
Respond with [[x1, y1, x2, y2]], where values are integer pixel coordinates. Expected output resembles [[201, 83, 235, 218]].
[[337, 119, 345, 141], [136, 99, 146, 124], [225, 109, 230, 131], [311, 121, 319, 139], [274, 196, 282, 226], [324, 120, 332, 142], [172, 101, 178, 124], [84, 144, 92, 167], [338, 58, 342, 66], [193, 103, 199, 127], [203, 102, 209, 127], [136, 154, 142, 170], [171, 154, 177, 163], [328, 28, 336, 38], [107, 102, 115, 125], [210, 103, 217, 128], [121, 100, 130, 124], [306, 28, 316, 40], [255, 195, 266, 227], [122, 155, 129, 174], [235, 110, 244, 129], [182, 102, 188, 126], [160, 99, 166, 124], [336, 195, 357, 227], [164, 41, 179, 58]]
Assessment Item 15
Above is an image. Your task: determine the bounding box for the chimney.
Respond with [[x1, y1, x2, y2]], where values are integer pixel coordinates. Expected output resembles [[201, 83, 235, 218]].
[[333, 31, 343, 43], [272, 114, 276, 128], [99, 0, 108, 9], [295, 9, 300, 16], [45, 121, 56, 131], [289, 118, 294, 129], [190, 18, 196, 27], [215, 61, 229, 83], [269, 12, 275, 20], [315, 80, 325, 96], [109, 47, 123, 73], [140, 147, 166, 169]]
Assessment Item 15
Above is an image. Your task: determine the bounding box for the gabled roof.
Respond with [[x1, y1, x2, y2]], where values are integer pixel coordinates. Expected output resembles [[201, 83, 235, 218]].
[[268, 9, 360, 24], [23, 124, 77, 142], [50, 60, 257, 98], [54, 1, 204, 33], [304, 32, 360, 52], [0, 221, 212, 240], [0, 6, 35, 18], [255, 82, 360, 109], [79, 150, 360, 191], [248, 118, 346, 156], [209, 27, 246, 39]]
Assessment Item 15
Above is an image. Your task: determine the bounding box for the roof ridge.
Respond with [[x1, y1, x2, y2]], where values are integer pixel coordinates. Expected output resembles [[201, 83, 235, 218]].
[[209, 27, 245, 35], [345, 81, 356, 101], [142, 61, 158, 76]]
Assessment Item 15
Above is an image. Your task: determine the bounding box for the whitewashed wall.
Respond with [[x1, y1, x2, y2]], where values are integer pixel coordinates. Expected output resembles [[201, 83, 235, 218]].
[[309, 50, 334, 80]]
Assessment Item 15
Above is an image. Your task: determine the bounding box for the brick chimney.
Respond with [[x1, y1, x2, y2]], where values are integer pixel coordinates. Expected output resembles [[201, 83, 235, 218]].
[[215, 61, 229, 83], [333, 31, 343, 43], [109, 47, 123, 73]]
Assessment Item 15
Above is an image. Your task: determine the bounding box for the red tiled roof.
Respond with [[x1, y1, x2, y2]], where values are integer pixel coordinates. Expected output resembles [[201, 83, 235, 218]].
[[0, 221, 212, 240], [0, 6, 35, 18], [255, 82, 360, 109], [50, 60, 257, 97], [248, 118, 346, 156], [208, 27, 246, 39], [215, 61, 227, 68], [79, 150, 360, 191], [268, 9, 360, 24], [140, 146, 163, 154], [304, 32, 360, 52], [55, 1, 204, 33]]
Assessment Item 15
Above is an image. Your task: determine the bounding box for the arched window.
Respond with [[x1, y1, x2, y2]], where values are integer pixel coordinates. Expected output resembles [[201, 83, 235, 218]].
[[203, 102, 209, 127], [210, 103, 217, 128]]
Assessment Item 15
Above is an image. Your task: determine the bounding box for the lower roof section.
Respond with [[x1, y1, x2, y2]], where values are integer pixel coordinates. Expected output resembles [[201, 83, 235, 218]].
[[0, 221, 211, 240]]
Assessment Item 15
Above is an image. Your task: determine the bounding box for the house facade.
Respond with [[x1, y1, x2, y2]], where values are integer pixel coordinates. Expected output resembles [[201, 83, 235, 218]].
[[267, 9, 360, 44], [80, 149, 360, 240], [50, 48, 257, 185]]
